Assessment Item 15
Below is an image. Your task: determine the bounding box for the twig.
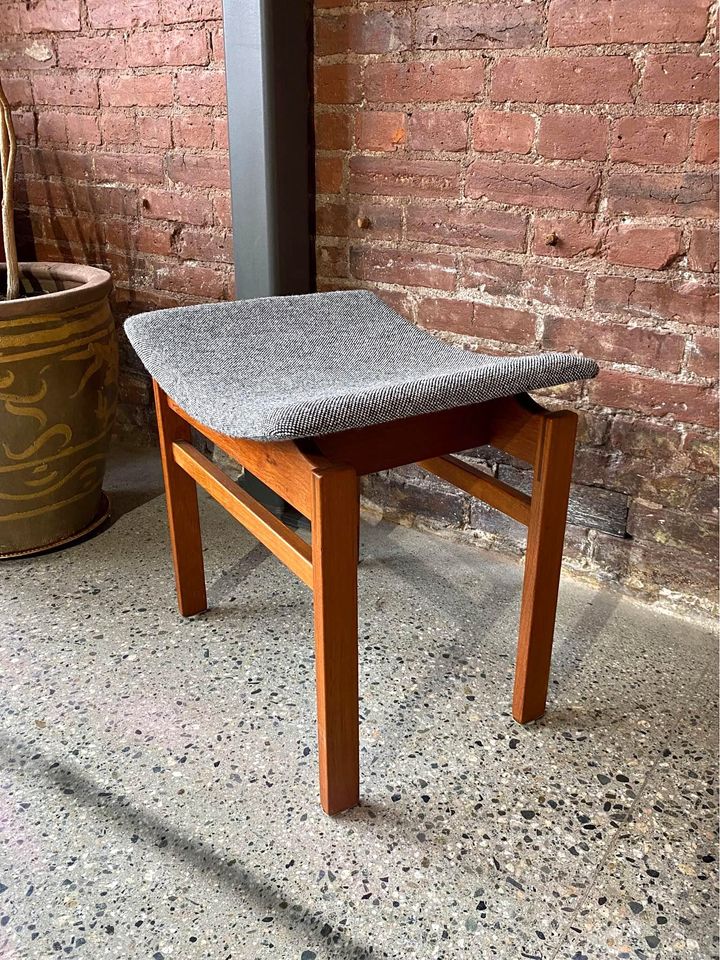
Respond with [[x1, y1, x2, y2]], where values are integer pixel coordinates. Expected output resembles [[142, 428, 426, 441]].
[[0, 77, 20, 301]]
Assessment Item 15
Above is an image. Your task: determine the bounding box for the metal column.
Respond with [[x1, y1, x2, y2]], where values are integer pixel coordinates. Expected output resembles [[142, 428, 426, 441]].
[[221, 0, 314, 299]]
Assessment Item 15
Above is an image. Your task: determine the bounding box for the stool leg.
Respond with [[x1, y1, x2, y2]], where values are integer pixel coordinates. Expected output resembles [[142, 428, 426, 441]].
[[311, 465, 360, 814], [513, 412, 577, 724], [153, 381, 208, 617]]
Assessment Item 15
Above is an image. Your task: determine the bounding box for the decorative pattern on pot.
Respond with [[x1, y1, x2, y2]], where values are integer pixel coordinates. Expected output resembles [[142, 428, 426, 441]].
[[0, 264, 117, 556]]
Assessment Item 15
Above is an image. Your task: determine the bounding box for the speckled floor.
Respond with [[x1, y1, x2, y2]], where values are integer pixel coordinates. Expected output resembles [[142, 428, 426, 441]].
[[0, 445, 717, 960]]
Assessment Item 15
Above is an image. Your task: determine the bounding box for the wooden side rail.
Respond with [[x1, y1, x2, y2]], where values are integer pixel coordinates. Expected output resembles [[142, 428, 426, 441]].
[[172, 440, 313, 588], [419, 454, 531, 526], [167, 395, 315, 518]]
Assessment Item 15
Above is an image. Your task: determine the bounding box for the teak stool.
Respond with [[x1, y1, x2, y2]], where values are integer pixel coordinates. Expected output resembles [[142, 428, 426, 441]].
[[126, 290, 598, 814]]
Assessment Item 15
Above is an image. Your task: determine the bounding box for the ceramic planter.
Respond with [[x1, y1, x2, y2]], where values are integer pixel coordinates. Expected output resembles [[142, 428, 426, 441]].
[[0, 262, 117, 556]]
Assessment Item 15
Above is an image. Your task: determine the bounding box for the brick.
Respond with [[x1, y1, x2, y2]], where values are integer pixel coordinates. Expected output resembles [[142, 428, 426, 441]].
[[417, 297, 473, 331], [17, 0, 81, 32], [350, 248, 456, 290], [126, 29, 209, 67], [36, 113, 70, 145], [688, 333, 719, 378], [611, 460, 719, 513], [100, 112, 137, 146], [688, 228, 718, 273], [544, 316, 685, 372], [349, 156, 461, 199], [66, 114, 102, 146], [133, 225, 173, 257], [473, 110, 535, 155], [607, 172, 718, 218], [213, 193, 232, 229], [642, 54, 718, 104], [492, 56, 636, 105], [176, 71, 226, 107], [683, 429, 719, 476], [627, 500, 718, 558], [499, 464, 629, 537], [467, 160, 600, 212], [417, 297, 535, 345], [532, 216, 603, 258], [595, 275, 719, 326], [406, 203, 527, 251], [95, 153, 165, 185], [316, 10, 412, 56], [141, 189, 213, 226], [172, 113, 214, 149], [609, 416, 684, 463], [316, 201, 403, 240], [363, 470, 467, 528], [610, 116, 691, 165], [364, 60, 485, 103], [408, 111, 467, 152], [595, 534, 717, 601], [33, 74, 99, 108], [694, 117, 719, 164], [470, 303, 536, 344], [87, 0, 161, 29], [606, 225, 682, 270], [57, 36, 126, 69], [355, 112, 407, 151], [415, 2, 543, 48], [167, 152, 230, 189], [2, 38, 56, 71], [461, 257, 585, 308], [548, 0, 711, 45], [177, 228, 232, 264], [1, 77, 32, 108], [211, 28, 224, 64], [136, 115, 171, 149], [162, 0, 222, 24], [588, 370, 717, 426], [100, 74, 173, 108], [24, 180, 138, 217], [316, 241, 349, 278], [316, 155, 344, 193], [315, 112, 352, 151], [538, 113, 608, 161], [154, 263, 226, 300], [11, 112, 35, 145], [213, 117, 227, 149], [315, 63, 362, 104]]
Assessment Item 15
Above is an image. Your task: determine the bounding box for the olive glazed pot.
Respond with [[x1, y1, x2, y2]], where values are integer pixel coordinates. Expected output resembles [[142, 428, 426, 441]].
[[0, 263, 118, 557]]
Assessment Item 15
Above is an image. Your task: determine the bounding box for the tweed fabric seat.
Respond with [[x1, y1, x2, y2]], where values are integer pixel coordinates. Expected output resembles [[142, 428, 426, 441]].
[[125, 290, 598, 441]]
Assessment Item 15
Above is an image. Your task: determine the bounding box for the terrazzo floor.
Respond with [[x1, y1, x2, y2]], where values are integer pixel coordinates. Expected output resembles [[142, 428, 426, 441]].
[[0, 444, 717, 960]]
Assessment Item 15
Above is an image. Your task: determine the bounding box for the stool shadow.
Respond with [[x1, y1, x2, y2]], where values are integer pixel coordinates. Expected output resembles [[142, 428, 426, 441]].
[[0, 735, 375, 960]]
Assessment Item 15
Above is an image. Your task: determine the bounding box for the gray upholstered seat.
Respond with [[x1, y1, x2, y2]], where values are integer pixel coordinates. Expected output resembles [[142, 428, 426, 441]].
[[125, 290, 598, 441]]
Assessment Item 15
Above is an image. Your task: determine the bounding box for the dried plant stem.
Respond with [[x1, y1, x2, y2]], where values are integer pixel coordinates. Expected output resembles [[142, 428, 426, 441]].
[[0, 78, 20, 301]]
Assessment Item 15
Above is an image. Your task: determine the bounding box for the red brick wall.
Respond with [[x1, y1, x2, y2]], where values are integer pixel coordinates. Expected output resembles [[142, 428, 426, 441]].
[[314, 0, 719, 613], [3, 0, 233, 429], [3, 0, 718, 612]]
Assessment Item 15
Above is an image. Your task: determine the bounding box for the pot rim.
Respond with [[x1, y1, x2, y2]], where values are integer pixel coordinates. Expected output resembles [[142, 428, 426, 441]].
[[0, 261, 112, 320]]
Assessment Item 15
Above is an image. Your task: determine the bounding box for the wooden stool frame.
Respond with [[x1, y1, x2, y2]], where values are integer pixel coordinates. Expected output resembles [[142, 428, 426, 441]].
[[153, 380, 577, 815]]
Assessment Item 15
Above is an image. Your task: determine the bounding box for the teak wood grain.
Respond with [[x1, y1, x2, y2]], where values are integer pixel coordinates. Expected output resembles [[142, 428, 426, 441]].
[[166, 395, 317, 518], [419, 454, 531, 526], [154, 383, 207, 617], [173, 440, 313, 588], [152, 381, 579, 814], [311, 465, 360, 815], [512, 411, 577, 723]]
